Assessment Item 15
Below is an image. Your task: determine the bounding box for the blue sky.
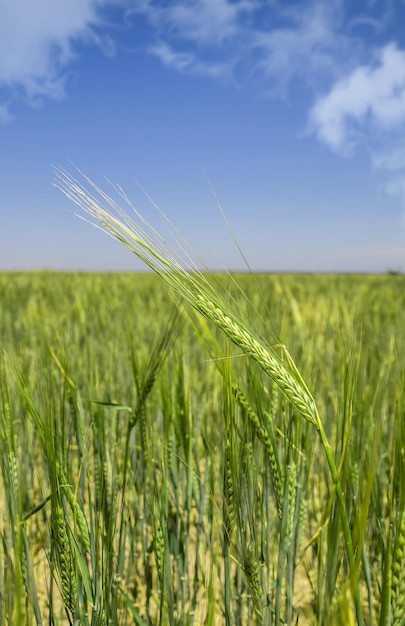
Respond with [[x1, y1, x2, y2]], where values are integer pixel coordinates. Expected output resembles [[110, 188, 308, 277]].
[[2, 0, 405, 272]]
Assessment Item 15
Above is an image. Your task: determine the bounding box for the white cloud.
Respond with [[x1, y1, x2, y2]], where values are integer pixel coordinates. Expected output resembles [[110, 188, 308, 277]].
[[127, 0, 256, 46], [309, 43, 405, 154], [0, 101, 13, 124], [372, 141, 405, 227], [308, 41, 405, 230], [373, 144, 405, 172], [0, 0, 116, 117], [251, 2, 354, 95], [126, 0, 358, 94], [123, 0, 260, 83], [149, 41, 230, 78]]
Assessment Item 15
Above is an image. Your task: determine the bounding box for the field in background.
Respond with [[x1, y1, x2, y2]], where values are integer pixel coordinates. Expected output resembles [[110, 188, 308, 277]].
[[1, 271, 404, 625]]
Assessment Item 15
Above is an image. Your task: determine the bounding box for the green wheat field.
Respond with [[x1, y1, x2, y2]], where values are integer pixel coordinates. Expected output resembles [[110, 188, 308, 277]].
[[1, 268, 404, 626], [0, 169, 404, 626]]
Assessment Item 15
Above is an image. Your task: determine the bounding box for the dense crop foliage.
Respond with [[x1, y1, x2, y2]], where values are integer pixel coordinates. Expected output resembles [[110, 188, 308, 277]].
[[1, 271, 405, 625]]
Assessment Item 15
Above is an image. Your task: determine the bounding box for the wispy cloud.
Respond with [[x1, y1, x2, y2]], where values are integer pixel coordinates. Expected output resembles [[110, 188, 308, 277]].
[[372, 141, 405, 227], [127, 0, 355, 92], [0, 100, 13, 124], [250, 2, 356, 96], [149, 41, 231, 78], [127, 0, 256, 46], [0, 0, 117, 120], [309, 41, 405, 226], [126, 0, 256, 81], [309, 43, 405, 155]]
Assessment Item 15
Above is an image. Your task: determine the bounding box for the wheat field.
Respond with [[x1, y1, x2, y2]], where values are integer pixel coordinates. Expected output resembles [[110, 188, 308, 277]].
[[1, 266, 404, 625]]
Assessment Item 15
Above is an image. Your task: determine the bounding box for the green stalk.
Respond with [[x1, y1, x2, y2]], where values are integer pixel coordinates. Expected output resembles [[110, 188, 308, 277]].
[[315, 411, 363, 623]]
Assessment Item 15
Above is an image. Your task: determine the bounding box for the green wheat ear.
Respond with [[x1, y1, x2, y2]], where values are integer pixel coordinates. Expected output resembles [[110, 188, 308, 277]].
[[53, 501, 78, 615], [391, 512, 405, 625], [55, 168, 316, 424], [55, 168, 363, 624]]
